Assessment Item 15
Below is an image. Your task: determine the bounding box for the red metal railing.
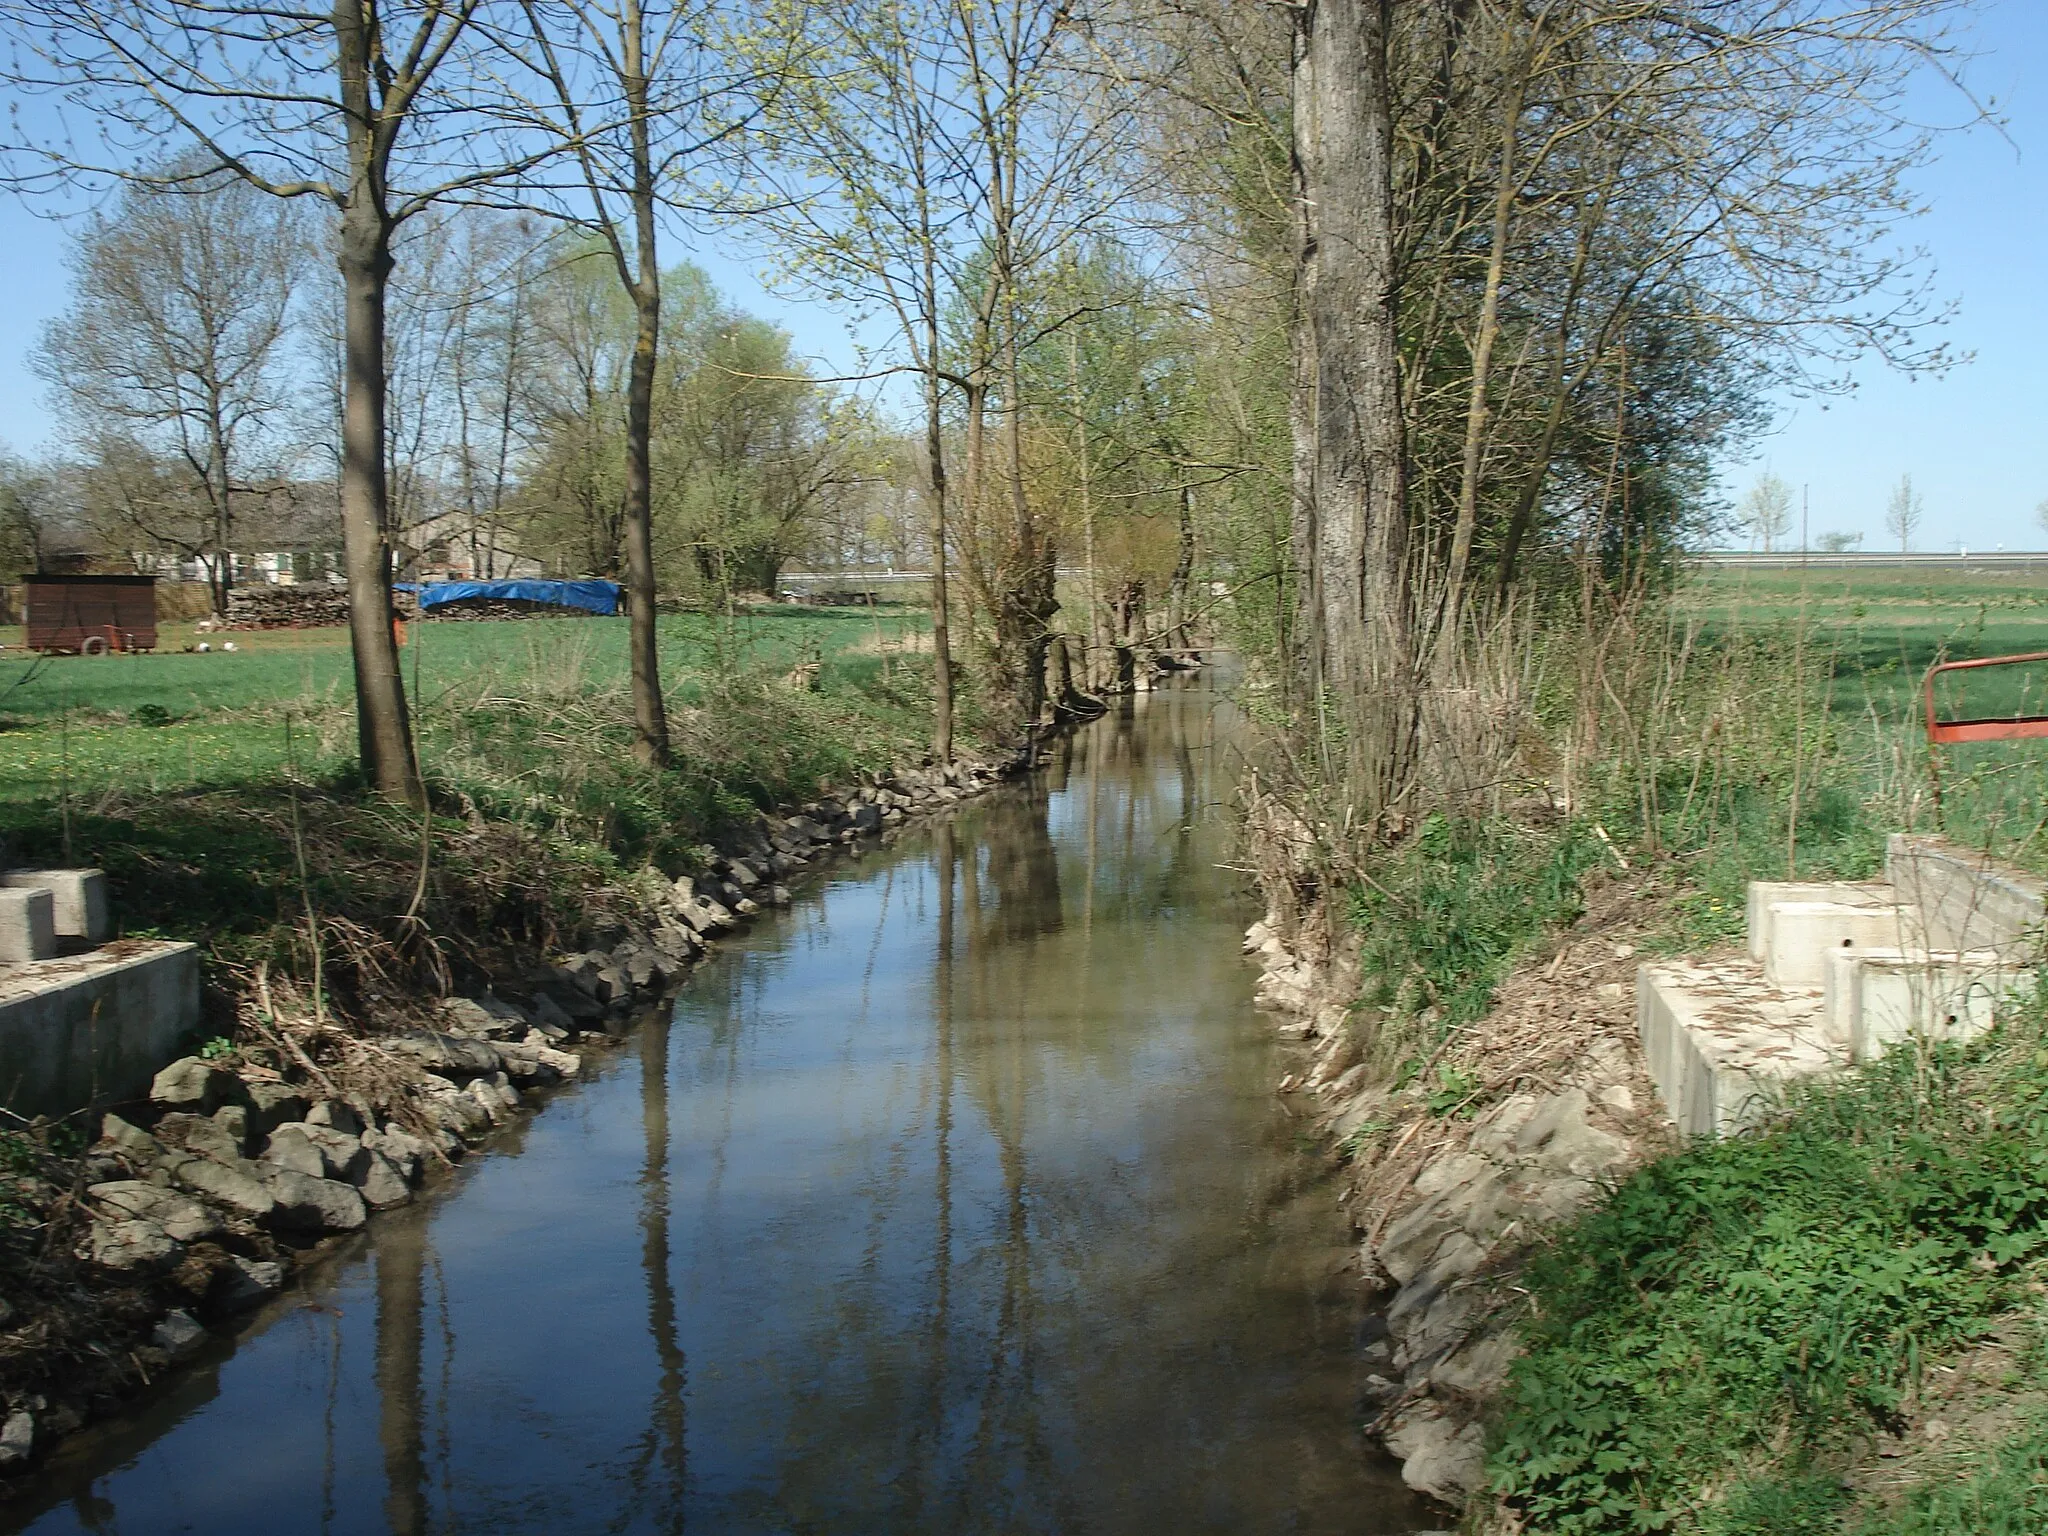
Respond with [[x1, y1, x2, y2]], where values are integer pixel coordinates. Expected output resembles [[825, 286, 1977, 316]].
[[1924, 651, 2048, 743]]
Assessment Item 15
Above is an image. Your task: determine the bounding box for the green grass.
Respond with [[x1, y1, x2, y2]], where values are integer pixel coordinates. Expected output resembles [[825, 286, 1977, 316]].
[[1679, 565, 2048, 864], [1488, 1007, 2048, 1536], [0, 606, 929, 799], [0, 603, 953, 997]]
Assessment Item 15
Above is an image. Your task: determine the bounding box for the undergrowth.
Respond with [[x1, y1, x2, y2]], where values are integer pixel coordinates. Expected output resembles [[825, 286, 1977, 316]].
[[1487, 996, 2048, 1535]]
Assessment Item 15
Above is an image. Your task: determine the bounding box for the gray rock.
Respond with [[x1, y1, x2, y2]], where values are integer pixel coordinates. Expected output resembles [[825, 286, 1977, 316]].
[[82, 1218, 180, 1271], [243, 1082, 310, 1137], [152, 1310, 207, 1360], [528, 990, 581, 1033], [215, 1255, 286, 1312], [726, 859, 760, 888], [261, 1123, 328, 1179], [1375, 1198, 1464, 1287], [1426, 1329, 1520, 1398], [437, 995, 530, 1041], [385, 1030, 503, 1081], [361, 1126, 427, 1183], [850, 804, 883, 832], [0, 1409, 32, 1468], [89, 1181, 221, 1243], [167, 1155, 276, 1220], [500, 1038, 579, 1083], [785, 815, 827, 842], [265, 1122, 364, 1181], [1515, 1089, 1628, 1179], [261, 1167, 367, 1233], [677, 896, 736, 935], [150, 1056, 230, 1112], [765, 885, 792, 907], [1383, 1400, 1487, 1507], [306, 1100, 365, 1137], [595, 963, 632, 1004], [154, 1112, 244, 1166], [211, 1105, 251, 1155], [622, 949, 660, 990], [98, 1112, 163, 1161], [354, 1150, 412, 1209], [652, 924, 699, 960], [421, 1085, 490, 1139]]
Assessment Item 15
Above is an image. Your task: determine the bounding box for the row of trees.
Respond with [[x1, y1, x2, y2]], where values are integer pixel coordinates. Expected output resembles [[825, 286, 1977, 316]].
[[0, 0, 1971, 815], [12, 187, 897, 614], [1739, 472, 1926, 553]]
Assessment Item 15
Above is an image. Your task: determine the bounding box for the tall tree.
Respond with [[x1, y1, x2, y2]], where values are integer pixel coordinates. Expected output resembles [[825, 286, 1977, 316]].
[[1885, 473, 1923, 553], [31, 176, 299, 616], [0, 0, 542, 802], [494, 0, 789, 764], [1292, 0, 1415, 813]]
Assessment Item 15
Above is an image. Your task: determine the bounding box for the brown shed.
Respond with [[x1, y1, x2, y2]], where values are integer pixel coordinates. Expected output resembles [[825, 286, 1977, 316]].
[[22, 574, 159, 655]]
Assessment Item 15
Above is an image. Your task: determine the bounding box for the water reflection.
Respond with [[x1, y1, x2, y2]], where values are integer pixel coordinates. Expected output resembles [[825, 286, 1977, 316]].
[[6, 683, 1431, 1536]]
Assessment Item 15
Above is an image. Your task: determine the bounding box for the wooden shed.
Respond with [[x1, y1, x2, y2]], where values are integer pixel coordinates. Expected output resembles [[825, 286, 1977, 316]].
[[22, 574, 159, 655]]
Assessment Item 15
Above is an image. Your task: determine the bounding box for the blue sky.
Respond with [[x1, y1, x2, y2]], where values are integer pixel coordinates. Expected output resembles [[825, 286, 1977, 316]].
[[1, 2, 2043, 551]]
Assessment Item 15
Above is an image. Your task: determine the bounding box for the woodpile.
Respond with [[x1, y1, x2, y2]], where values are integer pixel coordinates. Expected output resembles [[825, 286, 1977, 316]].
[[223, 584, 353, 629]]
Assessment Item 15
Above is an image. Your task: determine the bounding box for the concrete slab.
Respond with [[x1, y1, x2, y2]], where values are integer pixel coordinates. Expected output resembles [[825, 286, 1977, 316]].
[[1638, 959, 1844, 1139], [1746, 881, 1895, 962], [0, 941, 202, 1118], [1822, 946, 2028, 1061], [0, 888, 56, 964], [1759, 897, 1920, 988], [0, 869, 109, 945], [1887, 834, 2045, 958]]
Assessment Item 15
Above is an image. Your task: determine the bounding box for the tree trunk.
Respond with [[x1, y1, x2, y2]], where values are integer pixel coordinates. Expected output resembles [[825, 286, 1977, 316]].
[[923, 316, 955, 765], [621, 0, 670, 767], [336, 203, 423, 804], [1295, 0, 1414, 817], [1439, 63, 1529, 674]]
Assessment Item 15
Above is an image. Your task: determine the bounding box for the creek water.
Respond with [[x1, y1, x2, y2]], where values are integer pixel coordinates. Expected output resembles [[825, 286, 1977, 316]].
[[7, 681, 1432, 1536]]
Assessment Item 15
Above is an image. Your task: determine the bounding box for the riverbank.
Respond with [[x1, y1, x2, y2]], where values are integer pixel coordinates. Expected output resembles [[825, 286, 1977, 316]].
[[1248, 788, 2048, 1531], [3, 682, 1438, 1536], [0, 609, 1047, 1481], [0, 743, 1032, 1480]]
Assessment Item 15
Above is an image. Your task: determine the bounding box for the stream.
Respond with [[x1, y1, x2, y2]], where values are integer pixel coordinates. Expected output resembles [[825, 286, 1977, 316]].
[[6, 680, 1432, 1535]]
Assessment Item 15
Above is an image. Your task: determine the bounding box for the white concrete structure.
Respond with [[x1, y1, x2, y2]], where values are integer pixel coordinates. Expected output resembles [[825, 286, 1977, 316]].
[[1640, 835, 2041, 1138], [0, 941, 201, 1118]]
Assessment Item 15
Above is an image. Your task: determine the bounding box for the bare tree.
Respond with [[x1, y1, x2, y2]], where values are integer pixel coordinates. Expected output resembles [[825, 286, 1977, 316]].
[[1739, 472, 1794, 553], [485, 1, 790, 765], [0, 0, 549, 801], [31, 177, 300, 616], [1885, 473, 1923, 553]]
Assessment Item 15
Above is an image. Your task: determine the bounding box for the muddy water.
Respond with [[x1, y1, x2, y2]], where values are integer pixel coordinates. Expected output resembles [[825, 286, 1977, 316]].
[[7, 682, 1432, 1535]]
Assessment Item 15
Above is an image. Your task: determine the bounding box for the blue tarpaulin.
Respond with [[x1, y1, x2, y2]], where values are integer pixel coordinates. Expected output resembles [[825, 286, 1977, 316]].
[[412, 579, 622, 615]]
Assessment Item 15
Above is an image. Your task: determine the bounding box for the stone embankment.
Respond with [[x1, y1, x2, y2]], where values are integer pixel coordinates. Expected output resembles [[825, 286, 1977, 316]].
[[1246, 876, 1669, 1513], [0, 751, 1027, 1480]]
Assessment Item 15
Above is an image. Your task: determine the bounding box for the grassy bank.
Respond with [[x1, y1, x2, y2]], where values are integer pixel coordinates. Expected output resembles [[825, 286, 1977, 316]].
[[0, 604, 956, 1030], [1282, 562, 2048, 1530], [1489, 1004, 2048, 1536]]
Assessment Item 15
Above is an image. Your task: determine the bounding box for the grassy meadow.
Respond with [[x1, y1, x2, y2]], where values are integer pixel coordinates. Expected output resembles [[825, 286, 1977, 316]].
[[0, 605, 933, 801], [0, 603, 946, 981], [1675, 560, 2048, 869]]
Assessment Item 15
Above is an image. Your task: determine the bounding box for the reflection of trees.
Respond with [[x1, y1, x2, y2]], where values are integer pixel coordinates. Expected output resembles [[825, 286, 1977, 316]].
[[377, 1214, 427, 1535], [632, 1018, 689, 1525]]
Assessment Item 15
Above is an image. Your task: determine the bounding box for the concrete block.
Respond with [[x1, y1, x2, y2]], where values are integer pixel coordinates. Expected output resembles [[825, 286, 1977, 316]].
[[1887, 834, 2044, 958], [1638, 959, 1844, 1139], [1745, 881, 1894, 962], [1824, 946, 2027, 1062], [0, 888, 57, 964], [0, 941, 201, 1118], [1759, 897, 1919, 989], [1, 869, 109, 944]]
